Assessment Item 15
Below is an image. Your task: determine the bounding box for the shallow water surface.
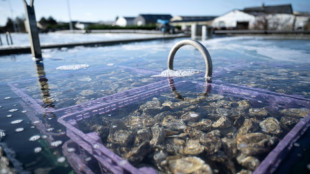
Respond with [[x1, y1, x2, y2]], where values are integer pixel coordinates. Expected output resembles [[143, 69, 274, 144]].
[[0, 36, 309, 173]]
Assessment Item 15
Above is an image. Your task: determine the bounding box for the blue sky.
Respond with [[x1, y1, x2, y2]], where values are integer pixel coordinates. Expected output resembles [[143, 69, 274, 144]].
[[0, 0, 310, 26]]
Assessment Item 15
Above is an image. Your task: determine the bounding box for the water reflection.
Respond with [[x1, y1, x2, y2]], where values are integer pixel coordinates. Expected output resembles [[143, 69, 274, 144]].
[[168, 77, 212, 100], [34, 58, 54, 108]]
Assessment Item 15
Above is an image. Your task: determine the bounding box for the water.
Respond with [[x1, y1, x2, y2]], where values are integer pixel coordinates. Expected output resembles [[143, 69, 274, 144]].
[[0, 33, 161, 47], [0, 35, 310, 173]]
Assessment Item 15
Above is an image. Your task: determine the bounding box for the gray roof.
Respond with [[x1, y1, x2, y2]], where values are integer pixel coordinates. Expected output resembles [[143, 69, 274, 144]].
[[172, 16, 217, 23], [123, 17, 135, 20], [138, 14, 172, 23], [243, 4, 293, 15]]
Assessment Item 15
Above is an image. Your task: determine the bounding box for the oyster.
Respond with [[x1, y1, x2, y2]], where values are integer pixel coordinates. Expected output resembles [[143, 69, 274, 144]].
[[181, 112, 201, 123], [165, 138, 185, 154], [108, 120, 133, 146], [165, 156, 212, 174], [135, 128, 152, 145], [237, 154, 260, 170], [259, 117, 282, 135], [126, 141, 152, 164], [188, 119, 212, 132], [237, 119, 259, 138], [280, 108, 310, 117], [150, 124, 166, 146], [200, 130, 222, 154], [180, 139, 204, 155], [249, 108, 268, 117], [153, 150, 168, 171], [280, 116, 300, 130], [162, 115, 186, 131], [124, 115, 155, 129], [237, 100, 250, 111], [236, 133, 277, 155], [221, 137, 237, 158], [212, 116, 232, 129]]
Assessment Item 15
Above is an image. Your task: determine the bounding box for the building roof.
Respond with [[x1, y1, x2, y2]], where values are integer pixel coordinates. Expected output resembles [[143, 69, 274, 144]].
[[243, 4, 293, 15], [138, 14, 172, 23], [123, 17, 135, 20], [171, 16, 217, 23]]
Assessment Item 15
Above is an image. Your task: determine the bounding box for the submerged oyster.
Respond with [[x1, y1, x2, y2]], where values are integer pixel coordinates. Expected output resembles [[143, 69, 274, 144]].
[[165, 138, 185, 154], [180, 139, 204, 155], [135, 128, 152, 145], [200, 130, 222, 154], [249, 108, 268, 117], [162, 115, 186, 131], [212, 116, 232, 129], [236, 133, 277, 155], [237, 154, 260, 170], [280, 108, 310, 117], [165, 156, 212, 174], [153, 150, 168, 171], [124, 115, 155, 129], [126, 141, 152, 164], [259, 117, 282, 135], [181, 112, 201, 123], [188, 119, 212, 132], [150, 124, 166, 146]]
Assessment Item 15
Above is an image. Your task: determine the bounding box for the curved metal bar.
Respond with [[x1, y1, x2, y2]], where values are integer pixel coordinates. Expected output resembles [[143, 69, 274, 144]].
[[167, 39, 213, 82], [168, 77, 212, 100]]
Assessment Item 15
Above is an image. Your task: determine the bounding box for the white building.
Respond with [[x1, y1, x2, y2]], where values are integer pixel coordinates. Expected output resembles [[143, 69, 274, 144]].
[[212, 10, 255, 30], [115, 17, 135, 27]]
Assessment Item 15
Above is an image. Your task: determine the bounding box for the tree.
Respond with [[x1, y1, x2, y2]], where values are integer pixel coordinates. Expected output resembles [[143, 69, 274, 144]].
[[47, 16, 57, 25], [4, 18, 14, 32]]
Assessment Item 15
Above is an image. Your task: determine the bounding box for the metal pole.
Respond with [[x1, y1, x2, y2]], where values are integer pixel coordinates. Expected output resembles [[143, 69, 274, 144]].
[[67, 0, 73, 31], [23, 0, 42, 58], [191, 24, 196, 39], [202, 25, 207, 41]]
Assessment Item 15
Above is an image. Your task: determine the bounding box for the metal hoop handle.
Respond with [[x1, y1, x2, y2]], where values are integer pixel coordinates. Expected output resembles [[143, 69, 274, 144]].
[[167, 40, 213, 82]]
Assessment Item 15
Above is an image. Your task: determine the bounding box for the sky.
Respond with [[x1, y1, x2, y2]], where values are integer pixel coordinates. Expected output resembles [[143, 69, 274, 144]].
[[0, 0, 310, 26]]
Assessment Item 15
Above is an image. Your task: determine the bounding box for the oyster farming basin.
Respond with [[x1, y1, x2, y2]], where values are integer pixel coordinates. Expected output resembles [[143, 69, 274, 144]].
[[0, 36, 310, 174]]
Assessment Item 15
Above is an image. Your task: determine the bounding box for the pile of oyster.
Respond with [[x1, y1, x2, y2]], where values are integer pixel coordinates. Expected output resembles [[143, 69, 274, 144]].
[[79, 92, 309, 174]]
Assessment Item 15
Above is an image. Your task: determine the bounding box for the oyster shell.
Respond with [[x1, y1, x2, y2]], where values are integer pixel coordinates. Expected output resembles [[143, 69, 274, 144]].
[[259, 117, 282, 135], [188, 119, 212, 132], [165, 138, 185, 154], [280, 116, 300, 130], [221, 137, 237, 158], [280, 108, 310, 117], [200, 130, 222, 154], [249, 108, 268, 117], [126, 141, 152, 164], [212, 116, 232, 129], [180, 139, 204, 155], [162, 115, 186, 131], [150, 124, 166, 146], [135, 128, 152, 145], [165, 156, 212, 174], [237, 154, 260, 170], [236, 133, 277, 155], [153, 150, 168, 171], [181, 112, 201, 123]]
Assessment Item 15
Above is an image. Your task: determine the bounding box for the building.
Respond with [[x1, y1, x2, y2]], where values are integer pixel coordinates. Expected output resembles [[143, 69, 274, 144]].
[[170, 16, 217, 31], [212, 10, 255, 30], [134, 14, 172, 26], [244, 4, 293, 16], [115, 16, 135, 27]]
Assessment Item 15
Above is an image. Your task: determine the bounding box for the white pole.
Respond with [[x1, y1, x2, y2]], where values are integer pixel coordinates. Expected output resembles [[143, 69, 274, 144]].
[[191, 24, 196, 39], [67, 0, 73, 31]]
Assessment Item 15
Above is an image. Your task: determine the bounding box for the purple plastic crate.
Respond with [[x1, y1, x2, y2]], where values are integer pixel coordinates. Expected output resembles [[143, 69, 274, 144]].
[[57, 78, 310, 174], [62, 140, 96, 174]]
